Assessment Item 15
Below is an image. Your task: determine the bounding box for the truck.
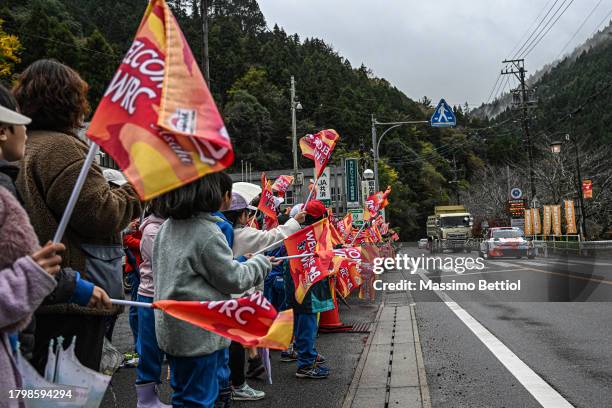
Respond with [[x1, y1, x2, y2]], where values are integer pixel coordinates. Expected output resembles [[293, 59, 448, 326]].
[[426, 205, 474, 253]]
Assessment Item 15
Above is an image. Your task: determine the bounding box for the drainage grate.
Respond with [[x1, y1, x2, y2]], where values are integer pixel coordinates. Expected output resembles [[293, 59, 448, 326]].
[[345, 321, 372, 333]]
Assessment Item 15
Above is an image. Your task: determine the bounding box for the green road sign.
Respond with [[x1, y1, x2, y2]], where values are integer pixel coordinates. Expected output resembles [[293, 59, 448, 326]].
[[345, 158, 359, 208], [348, 208, 364, 227]]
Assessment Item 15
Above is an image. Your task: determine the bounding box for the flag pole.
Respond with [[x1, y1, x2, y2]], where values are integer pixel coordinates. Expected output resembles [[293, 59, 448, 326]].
[[253, 238, 285, 255], [249, 209, 259, 227], [273, 253, 314, 261], [111, 298, 154, 308], [303, 175, 318, 207], [350, 221, 368, 245], [53, 143, 100, 243]]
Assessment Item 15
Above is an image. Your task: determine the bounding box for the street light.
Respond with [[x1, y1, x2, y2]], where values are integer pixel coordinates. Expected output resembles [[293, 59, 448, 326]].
[[363, 168, 374, 180], [549, 140, 562, 154], [548, 133, 587, 239], [371, 115, 429, 192]]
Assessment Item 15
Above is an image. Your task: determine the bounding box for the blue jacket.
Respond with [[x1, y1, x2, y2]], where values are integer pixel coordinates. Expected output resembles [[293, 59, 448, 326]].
[[213, 211, 246, 263]]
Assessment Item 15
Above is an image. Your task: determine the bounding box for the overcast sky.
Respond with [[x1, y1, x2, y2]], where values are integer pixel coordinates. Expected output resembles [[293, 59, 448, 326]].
[[257, 0, 612, 107]]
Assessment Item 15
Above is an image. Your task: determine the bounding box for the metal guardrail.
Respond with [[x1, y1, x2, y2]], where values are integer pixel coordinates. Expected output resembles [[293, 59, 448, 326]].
[[531, 238, 612, 256]]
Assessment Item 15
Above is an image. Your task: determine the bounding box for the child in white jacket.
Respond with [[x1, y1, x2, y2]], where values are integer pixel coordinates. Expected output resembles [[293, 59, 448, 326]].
[[221, 192, 305, 400]]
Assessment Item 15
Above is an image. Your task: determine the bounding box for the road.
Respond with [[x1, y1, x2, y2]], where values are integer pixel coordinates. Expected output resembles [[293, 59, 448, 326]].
[[398, 245, 612, 408]]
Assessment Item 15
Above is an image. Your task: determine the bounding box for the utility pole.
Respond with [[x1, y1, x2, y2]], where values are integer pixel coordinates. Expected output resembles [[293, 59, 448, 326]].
[[201, 0, 210, 85], [291, 76, 301, 201], [371, 116, 429, 198], [569, 114, 588, 239], [371, 115, 378, 192], [506, 165, 511, 199], [449, 154, 460, 204], [502, 59, 536, 206]]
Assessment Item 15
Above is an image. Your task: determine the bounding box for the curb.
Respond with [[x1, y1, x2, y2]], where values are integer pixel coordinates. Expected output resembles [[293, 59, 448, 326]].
[[341, 301, 385, 408]]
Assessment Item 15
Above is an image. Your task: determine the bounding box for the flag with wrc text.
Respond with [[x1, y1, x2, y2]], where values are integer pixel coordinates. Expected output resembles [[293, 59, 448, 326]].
[[284, 218, 334, 304], [365, 186, 392, 217], [153, 292, 292, 349], [258, 173, 277, 221], [87, 0, 232, 200], [271, 175, 294, 195], [299, 129, 340, 179]]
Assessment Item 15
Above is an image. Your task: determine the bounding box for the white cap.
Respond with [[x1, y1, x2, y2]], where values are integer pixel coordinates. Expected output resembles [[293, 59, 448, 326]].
[[289, 203, 303, 217], [232, 182, 262, 204], [103, 168, 128, 186], [0, 105, 31, 126], [273, 196, 284, 209]]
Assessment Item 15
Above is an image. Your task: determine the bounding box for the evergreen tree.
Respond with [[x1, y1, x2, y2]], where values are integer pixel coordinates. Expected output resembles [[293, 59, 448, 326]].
[[80, 29, 116, 108]]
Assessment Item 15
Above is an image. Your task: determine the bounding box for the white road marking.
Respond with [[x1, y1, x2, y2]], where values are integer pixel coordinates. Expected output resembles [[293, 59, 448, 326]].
[[522, 261, 549, 267], [441, 268, 528, 277], [485, 261, 520, 268], [416, 269, 575, 408]]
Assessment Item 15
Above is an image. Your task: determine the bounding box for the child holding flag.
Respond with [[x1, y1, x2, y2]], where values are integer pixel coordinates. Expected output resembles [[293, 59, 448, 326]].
[[222, 191, 305, 398], [153, 173, 274, 408], [284, 200, 334, 379]]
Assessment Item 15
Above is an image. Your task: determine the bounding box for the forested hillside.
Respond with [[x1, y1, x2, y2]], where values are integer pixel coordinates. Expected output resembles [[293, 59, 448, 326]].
[[467, 24, 612, 238], [1, 0, 488, 239], [10, 0, 610, 239]]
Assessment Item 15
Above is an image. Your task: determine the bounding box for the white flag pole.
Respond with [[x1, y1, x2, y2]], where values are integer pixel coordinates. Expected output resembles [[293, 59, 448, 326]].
[[111, 299, 153, 308], [350, 221, 368, 245], [53, 143, 100, 243], [253, 238, 285, 255], [273, 253, 314, 261], [303, 175, 319, 207]]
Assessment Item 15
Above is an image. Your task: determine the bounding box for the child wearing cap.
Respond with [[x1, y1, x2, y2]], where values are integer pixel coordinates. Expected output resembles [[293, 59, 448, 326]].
[[283, 199, 334, 379], [222, 190, 306, 400]]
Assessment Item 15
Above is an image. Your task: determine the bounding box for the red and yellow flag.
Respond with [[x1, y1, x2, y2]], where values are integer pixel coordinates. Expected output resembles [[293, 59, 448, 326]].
[[271, 175, 294, 195], [337, 213, 353, 239], [329, 220, 345, 246], [299, 129, 340, 179], [365, 186, 392, 217], [334, 259, 361, 298], [87, 0, 232, 200], [284, 218, 334, 304], [153, 292, 291, 350], [258, 173, 277, 221]]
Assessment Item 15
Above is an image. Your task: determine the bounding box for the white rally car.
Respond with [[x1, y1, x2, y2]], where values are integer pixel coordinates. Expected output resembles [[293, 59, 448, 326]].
[[479, 227, 535, 259]]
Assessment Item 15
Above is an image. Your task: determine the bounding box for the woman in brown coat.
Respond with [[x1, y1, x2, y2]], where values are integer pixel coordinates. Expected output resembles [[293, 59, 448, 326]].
[[14, 59, 142, 372]]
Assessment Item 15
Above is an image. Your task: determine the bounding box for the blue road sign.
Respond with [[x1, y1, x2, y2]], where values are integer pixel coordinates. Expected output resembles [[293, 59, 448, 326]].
[[430, 99, 456, 127], [510, 187, 522, 199]]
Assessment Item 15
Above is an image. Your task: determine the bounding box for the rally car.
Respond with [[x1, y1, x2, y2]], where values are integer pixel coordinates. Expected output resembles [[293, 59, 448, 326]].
[[479, 227, 535, 259]]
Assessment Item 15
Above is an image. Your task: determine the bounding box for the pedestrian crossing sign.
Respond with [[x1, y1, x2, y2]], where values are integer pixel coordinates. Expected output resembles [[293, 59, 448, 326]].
[[430, 99, 456, 127]]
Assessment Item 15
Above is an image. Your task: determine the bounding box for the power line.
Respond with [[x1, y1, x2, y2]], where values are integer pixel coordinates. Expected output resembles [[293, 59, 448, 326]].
[[486, 73, 503, 104], [486, 0, 557, 106], [519, 0, 576, 58], [513, 0, 564, 58], [589, 4, 612, 36], [556, 0, 603, 59]]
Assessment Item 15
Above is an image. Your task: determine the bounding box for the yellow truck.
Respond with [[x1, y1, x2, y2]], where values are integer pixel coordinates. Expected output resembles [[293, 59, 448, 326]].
[[426, 205, 474, 253]]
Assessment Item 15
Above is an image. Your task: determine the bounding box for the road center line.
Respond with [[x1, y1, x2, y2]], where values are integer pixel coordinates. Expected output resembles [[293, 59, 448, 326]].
[[524, 267, 612, 286], [415, 269, 574, 408], [432, 268, 529, 277]]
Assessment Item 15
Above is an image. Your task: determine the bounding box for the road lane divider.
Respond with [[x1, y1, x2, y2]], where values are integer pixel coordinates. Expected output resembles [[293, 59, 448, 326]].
[[415, 269, 575, 408]]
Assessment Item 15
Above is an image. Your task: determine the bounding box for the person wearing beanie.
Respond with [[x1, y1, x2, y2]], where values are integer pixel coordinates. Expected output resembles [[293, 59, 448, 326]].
[[282, 199, 334, 379]]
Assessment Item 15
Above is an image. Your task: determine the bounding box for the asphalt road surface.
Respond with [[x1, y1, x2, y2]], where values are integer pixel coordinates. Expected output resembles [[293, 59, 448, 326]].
[[399, 245, 612, 408]]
